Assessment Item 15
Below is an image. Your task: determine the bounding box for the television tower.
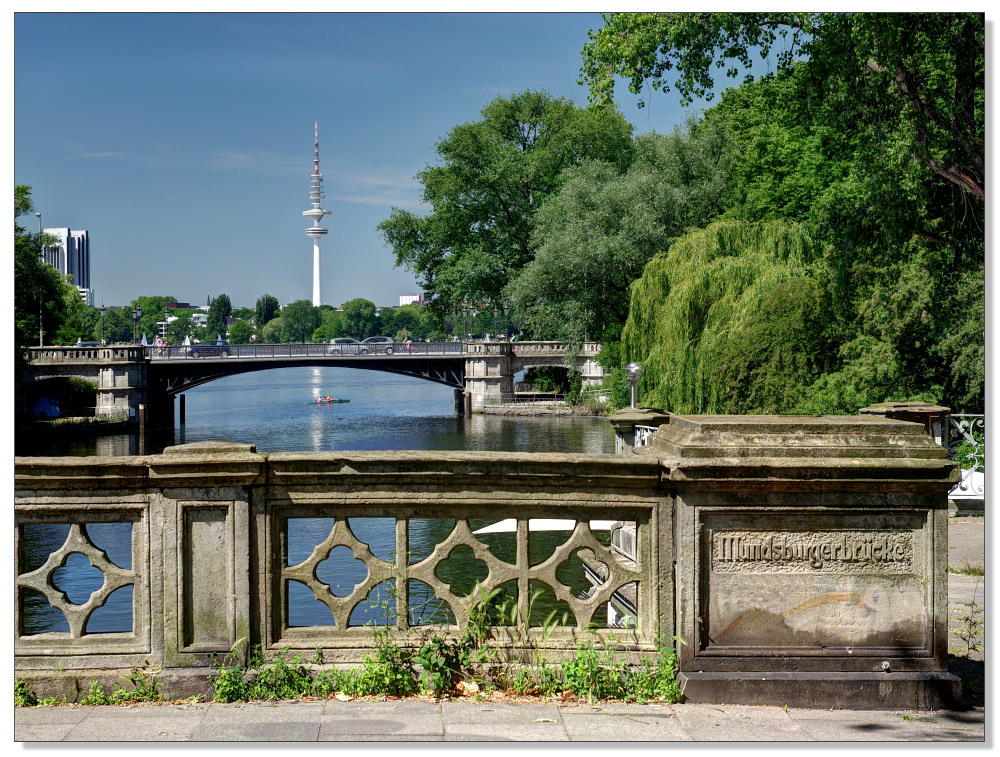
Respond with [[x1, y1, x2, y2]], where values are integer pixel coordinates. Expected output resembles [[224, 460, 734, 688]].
[[302, 121, 331, 306]]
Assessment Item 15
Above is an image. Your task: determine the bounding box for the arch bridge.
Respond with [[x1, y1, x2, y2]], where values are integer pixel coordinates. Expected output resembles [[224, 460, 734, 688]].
[[21, 341, 604, 423]]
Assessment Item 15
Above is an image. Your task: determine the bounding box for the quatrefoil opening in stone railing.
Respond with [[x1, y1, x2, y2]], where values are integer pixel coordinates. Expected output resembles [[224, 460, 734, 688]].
[[284, 518, 394, 629], [16, 523, 135, 638], [282, 515, 642, 634]]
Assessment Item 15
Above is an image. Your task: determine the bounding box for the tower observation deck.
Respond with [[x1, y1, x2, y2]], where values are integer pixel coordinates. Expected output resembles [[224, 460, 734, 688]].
[[302, 122, 331, 306]]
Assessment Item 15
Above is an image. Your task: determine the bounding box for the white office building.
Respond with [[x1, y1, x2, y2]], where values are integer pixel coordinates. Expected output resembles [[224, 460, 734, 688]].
[[399, 292, 426, 307], [42, 228, 93, 305]]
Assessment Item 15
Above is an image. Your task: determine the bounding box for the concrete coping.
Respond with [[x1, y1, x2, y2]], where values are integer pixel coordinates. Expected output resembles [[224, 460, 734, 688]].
[[162, 441, 259, 455], [666, 414, 926, 435]]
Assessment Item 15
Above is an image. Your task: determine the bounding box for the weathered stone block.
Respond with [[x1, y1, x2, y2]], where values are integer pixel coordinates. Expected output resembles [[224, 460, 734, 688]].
[[649, 414, 960, 709]]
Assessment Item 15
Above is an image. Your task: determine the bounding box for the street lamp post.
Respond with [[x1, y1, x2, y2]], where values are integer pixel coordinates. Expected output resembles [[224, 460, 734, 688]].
[[503, 305, 510, 340], [493, 306, 499, 339], [36, 212, 43, 346], [132, 306, 143, 344], [461, 304, 468, 341], [100, 304, 108, 345], [626, 362, 643, 409]]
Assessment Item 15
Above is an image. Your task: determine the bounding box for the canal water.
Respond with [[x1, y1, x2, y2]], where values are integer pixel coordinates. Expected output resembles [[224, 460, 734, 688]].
[[19, 367, 618, 634]]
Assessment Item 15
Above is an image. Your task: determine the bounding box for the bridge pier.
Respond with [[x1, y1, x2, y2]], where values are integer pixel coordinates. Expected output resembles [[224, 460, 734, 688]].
[[88, 346, 147, 424], [463, 342, 515, 412]]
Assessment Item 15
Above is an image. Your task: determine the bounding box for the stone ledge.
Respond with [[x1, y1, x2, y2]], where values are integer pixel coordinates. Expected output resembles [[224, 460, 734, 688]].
[[679, 671, 962, 710]]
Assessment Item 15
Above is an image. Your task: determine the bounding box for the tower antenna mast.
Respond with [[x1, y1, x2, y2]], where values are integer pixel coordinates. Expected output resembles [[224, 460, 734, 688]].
[[302, 121, 331, 307]]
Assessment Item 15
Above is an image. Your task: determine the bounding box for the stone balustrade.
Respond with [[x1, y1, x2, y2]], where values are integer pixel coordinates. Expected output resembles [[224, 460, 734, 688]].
[[15, 415, 962, 708], [27, 346, 146, 364]]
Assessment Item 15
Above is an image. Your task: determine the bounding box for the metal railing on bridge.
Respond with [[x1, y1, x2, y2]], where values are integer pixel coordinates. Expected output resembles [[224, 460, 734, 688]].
[[143, 341, 464, 360]]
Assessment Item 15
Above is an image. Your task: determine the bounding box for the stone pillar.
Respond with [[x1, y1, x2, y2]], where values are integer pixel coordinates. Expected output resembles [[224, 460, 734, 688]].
[[149, 442, 261, 670], [646, 414, 962, 710], [95, 346, 147, 425], [608, 408, 671, 455], [463, 342, 513, 413], [859, 401, 951, 445]]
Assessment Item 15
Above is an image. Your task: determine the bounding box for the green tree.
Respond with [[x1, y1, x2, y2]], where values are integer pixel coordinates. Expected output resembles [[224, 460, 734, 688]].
[[101, 306, 136, 344], [127, 296, 177, 343], [377, 90, 635, 324], [621, 220, 830, 414], [227, 319, 254, 345], [312, 308, 345, 342], [379, 304, 425, 341], [581, 12, 984, 201], [255, 294, 279, 333], [260, 316, 282, 343], [206, 294, 232, 337], [279, 300, 320, 342], [166, 310, 194, 344], [340, 298, 379, 341], [53, 282, 89, 345], [14, 186, 77, 362], [506, 119, 733, 343]]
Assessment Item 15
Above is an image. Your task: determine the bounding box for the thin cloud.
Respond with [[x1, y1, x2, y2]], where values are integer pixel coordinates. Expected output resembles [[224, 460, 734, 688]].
[[209, 149, 301, 175], [328, 193, 426, 211], [327, 167, 424, 209], [70, 151, 129, 159]]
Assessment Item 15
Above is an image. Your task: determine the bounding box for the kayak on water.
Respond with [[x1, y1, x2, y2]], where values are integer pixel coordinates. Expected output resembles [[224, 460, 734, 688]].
[[306, 398, 350, 404]]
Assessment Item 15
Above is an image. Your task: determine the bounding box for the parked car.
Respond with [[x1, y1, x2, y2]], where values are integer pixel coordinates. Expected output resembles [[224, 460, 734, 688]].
[[188, 339, 231, 357], [328, 337, 360, 355], [361, 336, 394, 354], [75, 341, 102, 347]]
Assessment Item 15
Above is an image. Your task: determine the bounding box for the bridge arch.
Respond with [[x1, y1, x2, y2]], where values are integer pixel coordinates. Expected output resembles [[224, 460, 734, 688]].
[[148, 356, 466, 399]]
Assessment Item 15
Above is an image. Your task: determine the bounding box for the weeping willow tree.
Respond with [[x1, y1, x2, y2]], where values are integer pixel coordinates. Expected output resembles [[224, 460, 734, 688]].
[[621, 220, 837, 414]]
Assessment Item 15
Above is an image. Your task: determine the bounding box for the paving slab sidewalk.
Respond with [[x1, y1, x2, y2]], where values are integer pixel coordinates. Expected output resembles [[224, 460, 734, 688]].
[[14, 700, 985, 742]]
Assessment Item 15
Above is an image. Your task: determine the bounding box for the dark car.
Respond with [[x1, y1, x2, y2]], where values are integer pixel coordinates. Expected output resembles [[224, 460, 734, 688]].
[[188, 339, 231, 357], [361, 336, 394, 355]]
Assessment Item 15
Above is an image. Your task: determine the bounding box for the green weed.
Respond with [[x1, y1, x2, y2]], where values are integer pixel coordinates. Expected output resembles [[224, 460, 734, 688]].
[[14, 680, 36, 707], [949, 560, 985, 576], [80, 663, 162, 705], [950, 582, 985, 657]]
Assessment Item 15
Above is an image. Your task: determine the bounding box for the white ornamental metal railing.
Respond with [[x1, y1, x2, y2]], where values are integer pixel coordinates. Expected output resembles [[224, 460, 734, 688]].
[[945, 413, 985, 499]]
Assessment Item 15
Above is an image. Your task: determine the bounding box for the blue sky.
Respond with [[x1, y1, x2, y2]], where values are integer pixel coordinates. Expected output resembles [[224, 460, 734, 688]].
[[14, 12, 709, 310]]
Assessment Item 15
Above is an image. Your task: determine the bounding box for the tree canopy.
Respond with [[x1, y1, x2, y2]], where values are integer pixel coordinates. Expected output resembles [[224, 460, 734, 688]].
[[255, 294, 279, 332], [14, 186, 82, 364], [340, 298, 379, 341], [206, 294, 232, 337], [506, 117, 733, 343], [581, 13, 984, 201], [377, 90, 634, 324], [279, 300, 320, 343]]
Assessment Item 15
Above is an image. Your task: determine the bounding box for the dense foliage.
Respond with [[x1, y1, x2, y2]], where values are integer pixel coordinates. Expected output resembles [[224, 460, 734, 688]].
[[583, 13, 984, 414], [581, 13, 984, 202], [14, 186, 86, 369], [378, 90, 634, 326], [506, 118, 732, 344]]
